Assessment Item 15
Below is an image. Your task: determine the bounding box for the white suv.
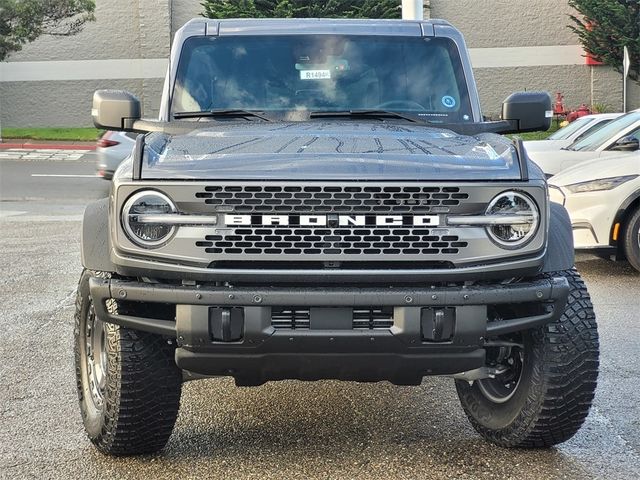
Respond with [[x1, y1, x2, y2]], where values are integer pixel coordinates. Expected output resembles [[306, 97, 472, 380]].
[[549, 151, 640, 271]]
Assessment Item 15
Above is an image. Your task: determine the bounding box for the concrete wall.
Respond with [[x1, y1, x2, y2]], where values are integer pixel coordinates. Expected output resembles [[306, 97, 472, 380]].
[[473, 63, 634, 118], [629, 83, 640, 111], [430, 0, 637, 116], [0, 0, 637, 128], [431, 0, 579, 47], [0, 78, 164, 128], [475, 65, 590, 118], [0, 0, 171, 127], [172, 0, 203, 35]]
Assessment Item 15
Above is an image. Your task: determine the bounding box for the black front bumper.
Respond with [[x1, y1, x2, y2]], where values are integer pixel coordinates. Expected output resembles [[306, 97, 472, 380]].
[[90, 277, 569, 385]]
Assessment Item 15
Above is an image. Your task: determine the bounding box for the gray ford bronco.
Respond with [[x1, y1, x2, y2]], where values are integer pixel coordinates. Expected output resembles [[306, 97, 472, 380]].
[[76, 18, 599, 455]]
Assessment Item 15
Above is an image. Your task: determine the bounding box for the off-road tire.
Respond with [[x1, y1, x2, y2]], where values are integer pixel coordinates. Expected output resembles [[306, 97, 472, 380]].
[[622, 207, 640, 272], [74, 269, 182, 456], [455, 269, 599, 448]]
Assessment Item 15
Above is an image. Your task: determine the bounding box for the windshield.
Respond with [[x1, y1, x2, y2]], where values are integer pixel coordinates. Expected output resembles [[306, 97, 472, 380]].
[[171, 35, 473, 123], [548, 116, 594, 140], [568, 111, 640, 151], [574, 118, 615, 141]]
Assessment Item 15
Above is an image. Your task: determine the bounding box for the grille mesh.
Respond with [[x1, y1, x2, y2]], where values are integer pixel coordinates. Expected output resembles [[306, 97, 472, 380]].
[[197, 227, 468, 256], [193, 184, 471, 258], [195, 185, 469, 213]]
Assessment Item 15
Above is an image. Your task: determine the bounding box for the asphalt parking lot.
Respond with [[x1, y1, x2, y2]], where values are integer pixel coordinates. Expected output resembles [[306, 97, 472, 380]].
[[1, 153, 639, 479]]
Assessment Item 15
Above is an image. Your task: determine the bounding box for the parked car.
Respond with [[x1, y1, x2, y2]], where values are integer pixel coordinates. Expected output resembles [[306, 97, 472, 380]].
[[524, 113, 622, 153], [96, 131, 137, 179], [528, 109, 640, 176], [549, 151, 640, 271]]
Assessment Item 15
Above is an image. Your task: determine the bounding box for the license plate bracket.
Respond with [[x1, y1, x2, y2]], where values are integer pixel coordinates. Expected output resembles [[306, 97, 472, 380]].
[[310, 307, 352, 330]]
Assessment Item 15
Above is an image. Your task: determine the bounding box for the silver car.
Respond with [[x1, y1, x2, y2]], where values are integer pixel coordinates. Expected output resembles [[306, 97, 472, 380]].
[[524, 113, 622, 154], [528, 109, 640, 176], [96, 131, 138, 180]]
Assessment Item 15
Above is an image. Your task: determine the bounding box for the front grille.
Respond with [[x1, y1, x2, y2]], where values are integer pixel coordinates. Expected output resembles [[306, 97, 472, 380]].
[[271, 308, 310, 329], [195, 185, 469, 214], [197, 227, 468, 256], [271, 307, 393, 330], [352, 308, 394, 329], [190, 183, 479, 261]]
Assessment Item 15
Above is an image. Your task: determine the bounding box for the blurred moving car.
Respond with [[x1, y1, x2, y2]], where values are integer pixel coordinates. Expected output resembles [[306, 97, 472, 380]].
[[529, 109, 640, 176], [96, 131, 137, 180], [549, 151, 640, 272], [524, 113, 622, 153]]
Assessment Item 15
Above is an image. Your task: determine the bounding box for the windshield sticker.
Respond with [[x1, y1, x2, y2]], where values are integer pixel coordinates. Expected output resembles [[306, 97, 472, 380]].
[[300, 70, 332, 80], [441, 96, 456, 108]]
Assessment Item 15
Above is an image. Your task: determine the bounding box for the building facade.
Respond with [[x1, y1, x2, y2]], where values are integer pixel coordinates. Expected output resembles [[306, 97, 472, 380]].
[[0, 0, 638, 127]]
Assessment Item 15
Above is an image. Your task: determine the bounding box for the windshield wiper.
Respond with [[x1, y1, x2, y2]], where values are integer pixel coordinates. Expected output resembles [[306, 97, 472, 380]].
[[173, 109, 272, 121], [309, 109, 424, 123]]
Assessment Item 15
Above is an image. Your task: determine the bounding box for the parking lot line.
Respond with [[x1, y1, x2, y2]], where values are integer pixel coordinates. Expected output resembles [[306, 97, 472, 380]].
[[31, 174, 97, 178]]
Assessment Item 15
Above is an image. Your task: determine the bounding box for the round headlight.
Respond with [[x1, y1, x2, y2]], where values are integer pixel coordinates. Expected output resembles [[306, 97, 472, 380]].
[[485, 191, 539, 248], [122, 191, 177, 247]]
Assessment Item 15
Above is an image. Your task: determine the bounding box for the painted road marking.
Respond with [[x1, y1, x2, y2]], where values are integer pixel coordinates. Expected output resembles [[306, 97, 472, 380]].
[[0, 149, 94, 162], [0, 210, 28, 218], [31, 174, 97, 178], [6, 148, 95, 154], [0, 214, 84, 222]]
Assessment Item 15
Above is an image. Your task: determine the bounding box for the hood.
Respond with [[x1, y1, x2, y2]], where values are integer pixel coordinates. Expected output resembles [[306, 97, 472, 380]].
[[549, 151, 640, 187], [140, 121, 522, 181]]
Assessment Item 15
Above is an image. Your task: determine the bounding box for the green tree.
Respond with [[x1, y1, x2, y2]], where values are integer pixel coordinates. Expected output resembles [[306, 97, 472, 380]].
[[569, 0, 640, 82], [356, 0, 402, 18], [202, 0, 259, 18], [201, 0, 402, 20], [0, 0, 95, 61]]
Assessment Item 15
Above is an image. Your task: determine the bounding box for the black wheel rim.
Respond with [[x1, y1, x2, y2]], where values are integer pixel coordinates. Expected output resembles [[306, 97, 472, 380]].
[[476, 343, 525, 404], [85, 300, 107, 408]]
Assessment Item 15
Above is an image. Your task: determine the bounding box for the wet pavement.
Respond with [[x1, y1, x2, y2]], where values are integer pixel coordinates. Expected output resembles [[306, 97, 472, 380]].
[[1, 156, 639, 479]]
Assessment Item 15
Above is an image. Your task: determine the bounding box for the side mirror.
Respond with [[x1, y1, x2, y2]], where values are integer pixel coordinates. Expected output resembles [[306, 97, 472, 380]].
[[92, 90, 141, 131], [610, 136, 640, 152], [501, 92, 552, 133]]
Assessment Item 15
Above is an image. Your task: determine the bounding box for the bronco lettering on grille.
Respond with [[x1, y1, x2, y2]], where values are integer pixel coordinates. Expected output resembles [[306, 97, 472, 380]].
[[224, 214, 440, 227]]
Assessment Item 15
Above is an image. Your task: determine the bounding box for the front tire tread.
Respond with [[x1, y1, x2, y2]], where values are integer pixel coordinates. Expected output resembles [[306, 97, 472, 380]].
[[457, 269, 599, 448], [74, 269, 182, 456]]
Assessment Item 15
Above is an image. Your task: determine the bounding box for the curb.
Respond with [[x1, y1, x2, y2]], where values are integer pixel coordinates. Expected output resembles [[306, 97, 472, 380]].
[[0, 142, 96, 150]]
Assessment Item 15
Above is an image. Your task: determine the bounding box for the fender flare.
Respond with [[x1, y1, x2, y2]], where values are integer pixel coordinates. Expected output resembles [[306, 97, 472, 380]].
[[81, 198, 116, 272], [541, 202, 575, 273], [611, 189, 640, 246]]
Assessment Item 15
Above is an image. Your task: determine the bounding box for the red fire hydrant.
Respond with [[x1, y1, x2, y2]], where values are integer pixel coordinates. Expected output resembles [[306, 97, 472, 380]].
[[553, 92, 566, 116], [566, 104, 592, 123]]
